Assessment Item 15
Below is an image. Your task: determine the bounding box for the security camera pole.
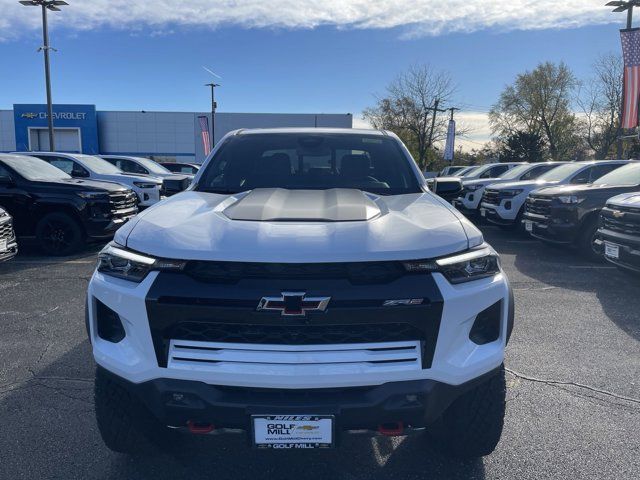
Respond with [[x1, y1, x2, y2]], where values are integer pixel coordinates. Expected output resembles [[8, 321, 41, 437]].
[[19, 0, 68, 152], [205, 83, 220, 149]]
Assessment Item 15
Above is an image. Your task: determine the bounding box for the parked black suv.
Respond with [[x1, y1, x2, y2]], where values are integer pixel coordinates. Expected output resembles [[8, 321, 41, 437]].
[[0, 206, 18, 262], [595, 193, 640, 272], [0, 153, 138, 255], [522, 162, 640, 259]]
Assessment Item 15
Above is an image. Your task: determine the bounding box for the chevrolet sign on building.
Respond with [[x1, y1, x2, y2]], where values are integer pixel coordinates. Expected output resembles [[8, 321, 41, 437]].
[[0, 104, 352, 162]]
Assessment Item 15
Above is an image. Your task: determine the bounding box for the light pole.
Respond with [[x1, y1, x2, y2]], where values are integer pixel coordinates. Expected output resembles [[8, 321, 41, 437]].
[[19, 0, 68, 152], [205, 83, 220, 149]]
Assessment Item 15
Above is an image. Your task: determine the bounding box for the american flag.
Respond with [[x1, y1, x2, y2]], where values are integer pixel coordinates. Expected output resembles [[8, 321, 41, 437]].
[[621, 29, 640, 129], [198, 115, 212, 155]]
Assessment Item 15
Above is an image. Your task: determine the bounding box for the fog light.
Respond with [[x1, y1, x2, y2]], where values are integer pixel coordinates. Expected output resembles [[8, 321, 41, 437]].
[[469, 301, 502, 345], [505, 201, 512, 210], [95, 299, 125, 343]]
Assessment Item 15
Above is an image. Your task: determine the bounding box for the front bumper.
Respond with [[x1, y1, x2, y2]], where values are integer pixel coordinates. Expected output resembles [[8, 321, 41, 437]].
[[596, 228, 640, 272], [98, 364, 502, 434], [0, 238, 18, 262], [481, 196, 526, 225], [84, 210, 137, 240], [452, 194, 481, 216], [135, 187, 162, 207], [88, 266, 511, 390], [522, 213, 579, 244]]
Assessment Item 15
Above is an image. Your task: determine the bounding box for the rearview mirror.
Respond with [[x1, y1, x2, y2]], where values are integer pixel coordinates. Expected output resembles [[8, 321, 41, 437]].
[[0, 175, 14, 187], [433, 178, 463, 197]]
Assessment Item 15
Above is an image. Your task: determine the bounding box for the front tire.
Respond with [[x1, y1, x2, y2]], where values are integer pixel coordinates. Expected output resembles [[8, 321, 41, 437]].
[[427, 365, 506, 458], [577, 218, 602, 262], [35, 212, 84, 256], [94, 368, 173, 454]]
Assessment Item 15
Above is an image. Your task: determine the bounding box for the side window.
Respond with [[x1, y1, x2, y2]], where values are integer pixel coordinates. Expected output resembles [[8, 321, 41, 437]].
[[589, 164, 619, 182], [521, 165, 554, 181], [482, 165, 508, 178], [45, 157, 75, 175], [570, 168, 591, 184], [0, 164, 11, 177], [122, 160, 148, 175]]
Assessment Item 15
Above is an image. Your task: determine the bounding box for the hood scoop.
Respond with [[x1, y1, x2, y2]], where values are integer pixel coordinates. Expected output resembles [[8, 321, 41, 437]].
[[223, 188, 381, 222]]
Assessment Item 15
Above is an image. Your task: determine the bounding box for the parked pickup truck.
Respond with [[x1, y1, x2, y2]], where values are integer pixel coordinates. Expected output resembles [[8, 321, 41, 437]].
[[595, 192, 640, 272], [88, 128, 513, 458], [522, 162, 640, 259], [0, 153, 138, 255]]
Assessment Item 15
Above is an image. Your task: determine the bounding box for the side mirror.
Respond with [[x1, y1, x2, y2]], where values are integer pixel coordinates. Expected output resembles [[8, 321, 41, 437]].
[[0, 175, 14, 187], [433, 178, 463, 197]]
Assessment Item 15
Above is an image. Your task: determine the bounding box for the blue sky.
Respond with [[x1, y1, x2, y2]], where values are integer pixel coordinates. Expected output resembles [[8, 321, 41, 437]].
[[0, 0, 626, 148]]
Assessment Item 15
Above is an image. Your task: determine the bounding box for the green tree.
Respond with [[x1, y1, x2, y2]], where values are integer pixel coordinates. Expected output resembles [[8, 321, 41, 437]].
[[489, 62, 579, 160], [500, 131, 545, 162]]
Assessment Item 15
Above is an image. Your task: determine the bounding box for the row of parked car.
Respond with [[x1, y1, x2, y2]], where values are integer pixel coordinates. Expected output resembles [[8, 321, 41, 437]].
[[0, 152, 201, 259], [438, 160, 640, 273]]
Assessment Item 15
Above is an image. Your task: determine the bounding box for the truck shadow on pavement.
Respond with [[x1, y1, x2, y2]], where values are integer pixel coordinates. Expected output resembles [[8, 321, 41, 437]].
[[483, 227, 640, 343], [0, 341, 486, 480]]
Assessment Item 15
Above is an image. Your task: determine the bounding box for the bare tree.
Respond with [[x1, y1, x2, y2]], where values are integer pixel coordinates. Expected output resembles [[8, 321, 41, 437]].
[[489, 62, 579, 160], [577, 53, 623, 159], [363, 65, 456, 169]]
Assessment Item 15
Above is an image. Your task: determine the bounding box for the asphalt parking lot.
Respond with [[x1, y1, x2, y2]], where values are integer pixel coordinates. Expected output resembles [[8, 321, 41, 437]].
[[1, 227, 639, 480]]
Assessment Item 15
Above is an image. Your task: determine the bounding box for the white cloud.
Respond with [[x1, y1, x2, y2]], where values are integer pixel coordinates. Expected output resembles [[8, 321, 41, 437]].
[[1, 1, 617, 41]]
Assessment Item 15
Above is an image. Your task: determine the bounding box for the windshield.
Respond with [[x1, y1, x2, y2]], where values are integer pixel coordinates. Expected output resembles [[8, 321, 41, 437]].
[[0, 155, 71, 181], [537, 163, 585, 182], [464, 165, 494, 179], [131, 157, 172, 175], [196, 133, 422, 195], [75, 154, 123, 174], [594, 163, 640, 186], [498, 164, 535, 180], [459, 166, 479, 177]]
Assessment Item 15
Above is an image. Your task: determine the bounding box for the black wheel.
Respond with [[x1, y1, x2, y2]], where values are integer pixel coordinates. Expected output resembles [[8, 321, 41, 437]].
[[94, 368, 175, 454], [427, 365, 506, 458], [577, 219, 602, 262], [35, 212, 84, 256]]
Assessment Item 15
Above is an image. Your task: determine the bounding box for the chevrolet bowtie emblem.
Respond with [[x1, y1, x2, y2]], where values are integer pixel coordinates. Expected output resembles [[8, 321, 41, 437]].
[[257, 292, 331, 316], [612, 210, 625, 219]]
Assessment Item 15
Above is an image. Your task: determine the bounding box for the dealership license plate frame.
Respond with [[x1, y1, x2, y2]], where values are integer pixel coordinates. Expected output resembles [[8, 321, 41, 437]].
[[252, 415, 335, 450], [604, 242, 620, 260]]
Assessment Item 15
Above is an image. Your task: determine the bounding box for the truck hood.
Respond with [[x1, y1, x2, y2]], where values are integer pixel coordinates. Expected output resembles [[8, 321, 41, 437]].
[[117, 189, 477, 263], [102, 174, 162, 186], [490, 179, 560, 192], [462, 178, 501, 188], [606, 192, 640, 207], [37, 178, 131, 193], [532, 183, 626, 197]]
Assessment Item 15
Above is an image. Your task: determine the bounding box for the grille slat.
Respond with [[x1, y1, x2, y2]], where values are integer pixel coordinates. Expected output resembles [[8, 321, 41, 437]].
[[482, 189, 500, 206], [525, 196, 552, 217], [0, 222, 15, 241]]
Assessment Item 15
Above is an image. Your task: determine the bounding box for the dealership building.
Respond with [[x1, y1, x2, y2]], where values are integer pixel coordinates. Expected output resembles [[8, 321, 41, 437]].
[[0, 104, 353, 163]]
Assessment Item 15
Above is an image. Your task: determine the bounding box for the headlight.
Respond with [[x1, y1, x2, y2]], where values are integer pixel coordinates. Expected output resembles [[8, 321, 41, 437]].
[[403, 246, 501, 284], [557, 195, 582, 204], [133, 181, 159, 188], [97, 242, 186, 282], [77, 191, 109, 200], [501, 189, 523, 197], [465, 184, 482, 191]]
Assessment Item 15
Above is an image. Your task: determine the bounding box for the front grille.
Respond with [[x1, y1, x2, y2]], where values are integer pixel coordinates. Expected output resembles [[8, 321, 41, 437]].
[[525, 196, 552, 217], [108, 191, 138, 217], [0, 220, 15, 241], [602, 206, 640, 235], [184, 261, 408, 285], [166, 322, 426, 345], [482, 189, 500, 206]]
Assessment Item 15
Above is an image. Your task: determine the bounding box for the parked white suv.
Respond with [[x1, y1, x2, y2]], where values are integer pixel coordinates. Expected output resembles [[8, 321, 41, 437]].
[[481, 160, 631, 229], [87, 128, 513, 457], [452, 162, 523, 215], [19, 152, 163, 208], [459, 162, 567, 218]]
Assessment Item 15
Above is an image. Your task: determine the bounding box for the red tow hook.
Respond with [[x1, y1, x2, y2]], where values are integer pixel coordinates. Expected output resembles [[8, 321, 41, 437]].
[[187, 421, 215, 434], [378, 422, 404, 437]]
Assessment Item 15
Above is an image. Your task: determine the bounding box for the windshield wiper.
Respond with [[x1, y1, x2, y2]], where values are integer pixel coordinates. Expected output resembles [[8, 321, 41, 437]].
[[199, 188, 240, 195]]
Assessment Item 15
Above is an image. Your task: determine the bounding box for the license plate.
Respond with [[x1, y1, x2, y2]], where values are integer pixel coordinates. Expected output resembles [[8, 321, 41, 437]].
[[252, 415, 334, 449], [605, 242, 620, 259], [0, 239, 6, 253], [525, 221, 533, 232], [480, 208, 487, 217]]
